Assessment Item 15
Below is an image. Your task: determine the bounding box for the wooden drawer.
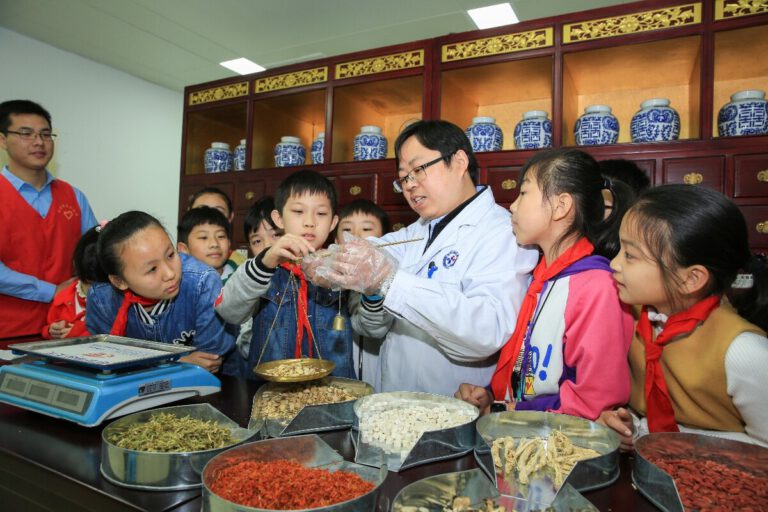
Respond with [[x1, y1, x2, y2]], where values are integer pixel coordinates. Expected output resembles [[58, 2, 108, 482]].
[[386, 209, 419, 233], [486, 166, 522, 204], [734, 154, 768, 198], [597, 158, 655, 187], [662, 156, 725, 192], [337, 174, 375, 205], [233, 178, 267, 211], [740, 205, 768, 250], [376, 174, 410, 207]]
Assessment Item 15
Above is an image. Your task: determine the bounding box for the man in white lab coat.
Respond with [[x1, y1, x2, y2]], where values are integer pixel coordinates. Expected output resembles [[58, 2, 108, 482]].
[[306, 120, 538, 395]]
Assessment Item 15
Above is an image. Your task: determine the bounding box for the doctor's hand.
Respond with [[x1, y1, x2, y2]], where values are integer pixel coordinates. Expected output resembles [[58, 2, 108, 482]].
[[454, 383, 493, 416], [597, 407, 635, 452], [180, 351, 221, 373], [306, 239, 397, 296]]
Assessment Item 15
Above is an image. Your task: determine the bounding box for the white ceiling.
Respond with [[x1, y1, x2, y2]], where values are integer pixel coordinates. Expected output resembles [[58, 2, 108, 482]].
[[0, 0, 634, 91]]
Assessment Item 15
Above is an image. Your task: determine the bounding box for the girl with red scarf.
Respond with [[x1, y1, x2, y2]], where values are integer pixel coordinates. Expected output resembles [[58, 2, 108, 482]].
[[455, 149, 634, 420], [42, 226, 101, 339], [601, 185, 768, 449]]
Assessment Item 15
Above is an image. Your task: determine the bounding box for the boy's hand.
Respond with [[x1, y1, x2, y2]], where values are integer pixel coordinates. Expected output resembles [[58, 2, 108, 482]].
[[49, 320, 73, 339], [179, 351, 221, 373], [454, 383, 493, 415], [597, 407, 635, 452], [261, 234, 315, 269]]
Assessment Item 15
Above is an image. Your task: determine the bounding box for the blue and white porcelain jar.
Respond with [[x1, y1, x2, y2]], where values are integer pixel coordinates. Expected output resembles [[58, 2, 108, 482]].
[[353, 126, 387, 160], [204, 142, 232, 173], [630, 99, 680, 143], [574, 105, 620, 146], [274, 136, 306, 167], [513, 111, 552, 150], [466, 116, 503, 152], [233, 139, 247, 171], [718, 90, 768, 137], [311, 132, 325, 164]]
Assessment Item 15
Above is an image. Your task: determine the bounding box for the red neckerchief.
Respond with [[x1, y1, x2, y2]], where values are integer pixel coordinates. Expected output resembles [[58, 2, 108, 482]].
[[109, 290, 159, 336], [281, 262, 313, 358], [637, 294, 721, 432], [491, 238, 595, 400]]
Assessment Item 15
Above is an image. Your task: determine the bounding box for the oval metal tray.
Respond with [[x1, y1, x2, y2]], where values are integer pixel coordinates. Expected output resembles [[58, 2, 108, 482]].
[[474, 411, 619, 506], [201, 434, 387, 512], [100, 403, 257, 491], [633, 432, 768, 512], [253, 357, 335, 382]]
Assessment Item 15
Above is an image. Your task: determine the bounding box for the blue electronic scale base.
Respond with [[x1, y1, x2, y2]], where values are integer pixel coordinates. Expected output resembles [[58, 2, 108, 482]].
[[0, 335, 220, 427]]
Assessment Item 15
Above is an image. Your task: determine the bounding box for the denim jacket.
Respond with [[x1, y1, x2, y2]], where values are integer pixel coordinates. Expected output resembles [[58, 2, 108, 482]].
[[86, 253, 234, 355], [216, 256, 354, 380]]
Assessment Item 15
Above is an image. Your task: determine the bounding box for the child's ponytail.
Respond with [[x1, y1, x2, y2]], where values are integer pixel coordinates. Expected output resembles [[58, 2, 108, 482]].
[[591, 178, 635, 259], [73, 226, 108, 283]]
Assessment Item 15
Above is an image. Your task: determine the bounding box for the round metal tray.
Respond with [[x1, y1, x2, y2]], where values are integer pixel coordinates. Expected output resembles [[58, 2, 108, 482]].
[[201, 434, 386, 512], [474, 410, 620, 504], [253, 357, 335, 382], [100, 403, 256, 491]]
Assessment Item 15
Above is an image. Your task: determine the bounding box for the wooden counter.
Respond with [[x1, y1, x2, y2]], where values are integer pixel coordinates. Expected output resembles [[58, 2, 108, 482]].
[[0, 375, 657, 511]]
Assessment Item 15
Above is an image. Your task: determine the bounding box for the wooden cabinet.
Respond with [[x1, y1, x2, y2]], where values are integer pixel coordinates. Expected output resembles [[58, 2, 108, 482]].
[[179, 0, 768, 251]]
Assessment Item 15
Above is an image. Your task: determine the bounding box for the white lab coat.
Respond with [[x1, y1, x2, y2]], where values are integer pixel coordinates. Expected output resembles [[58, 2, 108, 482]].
[[351, 186, 538, 396]]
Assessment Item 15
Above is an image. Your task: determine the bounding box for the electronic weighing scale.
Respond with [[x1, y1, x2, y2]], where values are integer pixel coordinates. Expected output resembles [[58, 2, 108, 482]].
[[0, 335, 221, 427]]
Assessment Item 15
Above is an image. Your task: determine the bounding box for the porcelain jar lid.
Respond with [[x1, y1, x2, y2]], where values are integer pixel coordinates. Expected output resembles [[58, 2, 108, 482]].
[[640, 98, 671, 109], [316, 132, 325, 139], [472, 116, 496, 124], [360, 125, 382, 133], [280, 136, 301, 143], [239, 139, 246, 145], [584, 105, 612, 114], [211, 142, 230, 150], [523, 110, 548, 119], [731, 90, 766, 102]]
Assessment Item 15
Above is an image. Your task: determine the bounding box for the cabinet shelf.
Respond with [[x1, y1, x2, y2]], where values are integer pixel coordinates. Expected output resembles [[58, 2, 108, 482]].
[[713, 24, 768, 137], [563, 35, 702, 145], [331, 75, 423, 163], [440, 56, 554, 150], [184, 103, 247, 175]]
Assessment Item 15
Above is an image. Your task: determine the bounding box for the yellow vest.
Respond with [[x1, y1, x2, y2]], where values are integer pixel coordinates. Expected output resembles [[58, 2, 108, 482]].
[[629, 303, 765, 432]]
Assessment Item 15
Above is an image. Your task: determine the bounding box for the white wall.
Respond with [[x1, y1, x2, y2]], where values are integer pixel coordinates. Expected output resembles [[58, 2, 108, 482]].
[[0, 27, 183, 229]]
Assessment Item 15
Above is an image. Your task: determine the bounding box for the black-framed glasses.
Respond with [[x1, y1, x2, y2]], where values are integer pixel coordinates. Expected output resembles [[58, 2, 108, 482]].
[[393, 153, 452, 193], [5, 130, 57, 141]]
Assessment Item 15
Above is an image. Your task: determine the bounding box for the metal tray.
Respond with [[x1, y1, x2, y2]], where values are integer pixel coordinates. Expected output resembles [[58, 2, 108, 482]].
[[201, 434, 387, 512], [100, 403, 257, 490], [474, 411, 619, 507], [391, 468, 598, 512], [11, 335, 193, 370], [248, 377, 373, 437], [352, 391, 479, 472], [253, 357, 335, 382], [633, 433, 768, 512]]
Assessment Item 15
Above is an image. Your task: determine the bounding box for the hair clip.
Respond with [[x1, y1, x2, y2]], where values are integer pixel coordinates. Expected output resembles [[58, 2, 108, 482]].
[[95, 219, 109, 232], [602, 178, 612, 190]]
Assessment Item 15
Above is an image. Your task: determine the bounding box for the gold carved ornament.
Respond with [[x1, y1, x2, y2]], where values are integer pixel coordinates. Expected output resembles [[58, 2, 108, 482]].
[[349, 185, 362, 196], [336, 50, 424, 79], [442, 28, 553, 63], [254, 67, 328, 93], [715, 0, 768, 20], [188, 82, 249, 106], [683, 172, 704, 185], [757, 169, 768, 182], [563, 3, 702, 43]]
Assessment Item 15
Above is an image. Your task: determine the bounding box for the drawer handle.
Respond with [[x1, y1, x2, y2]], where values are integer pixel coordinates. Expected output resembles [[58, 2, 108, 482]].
[[392, 223, 405, 231], [245, 191, 255, 200], [758, 170, 768, 183], [349, 185, 362, 196], [758, 221, 768, 235], [501, 179, 517, 190], [683, 172, 703, 185]]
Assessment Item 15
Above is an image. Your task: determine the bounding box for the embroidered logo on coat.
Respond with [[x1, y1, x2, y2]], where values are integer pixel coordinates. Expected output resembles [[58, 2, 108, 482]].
[[172, 330, 195, 345], [442, 250, 459, 268], [58, 203, 78, 221]]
